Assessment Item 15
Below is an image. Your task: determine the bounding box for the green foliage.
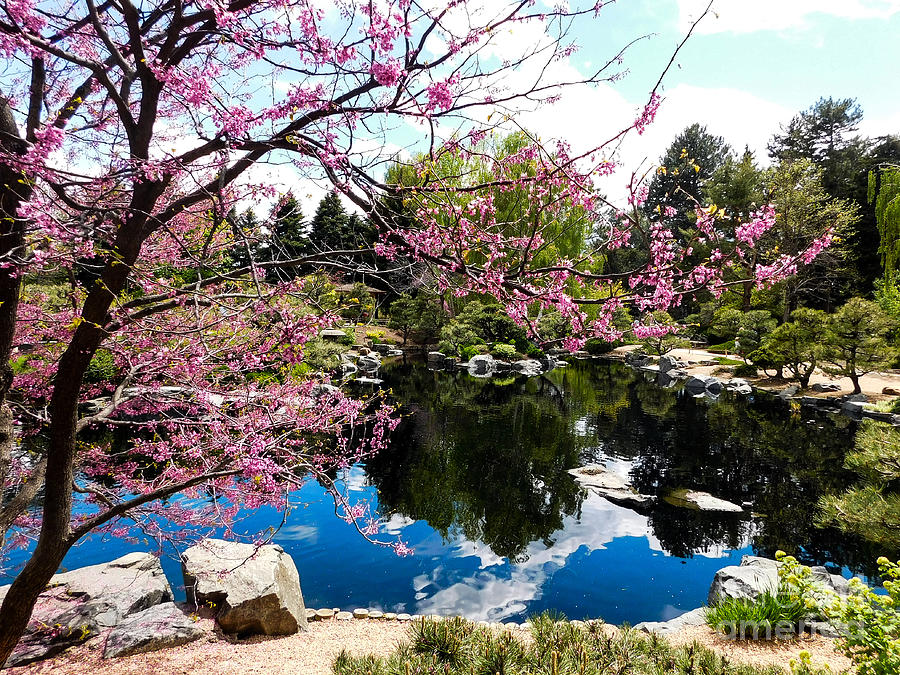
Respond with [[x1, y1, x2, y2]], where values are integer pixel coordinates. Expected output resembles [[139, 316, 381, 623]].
[[85, 349, 119, 384], [491, 343, 518, 360], [332, 614, 793, 675], [871, 167, 900, 281], [302, 339, 348, 371], [819, 421, 900, 548], [732, 363, 759, 378], [778, 551, 900, 675], [389, 293, 445, 345], [639, 311, 689, 356], [708, 308, 776, 356], [874, 277, 900, 321], [750, 308, 827, 387], [584, 338, 617, 355], [713, 356, 744, 366], [821, 298, 897, 393], [705, 591, 807, 640], [460, 344, 489, 362], [438, 301, 532, 358], [338, 282, 375, 323], [645, 123, 731, 235]]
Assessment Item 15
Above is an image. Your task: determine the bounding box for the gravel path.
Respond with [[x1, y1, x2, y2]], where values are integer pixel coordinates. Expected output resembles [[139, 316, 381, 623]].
[[7, 618, 851, 674]]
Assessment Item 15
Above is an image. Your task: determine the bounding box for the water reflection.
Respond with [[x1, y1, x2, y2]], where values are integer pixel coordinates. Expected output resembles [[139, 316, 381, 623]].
[[372, 358, 888, 578]]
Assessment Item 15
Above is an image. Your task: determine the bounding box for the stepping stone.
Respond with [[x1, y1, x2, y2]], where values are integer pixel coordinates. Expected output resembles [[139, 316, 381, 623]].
[[383, 612, 397, 621], [353, 609, 369, 619], [336, 611, 353, 621], [315, 609, 335, 620], [368, 610, 384, 620], [397, 613, 411, 621], [305, 609, 318, 621]]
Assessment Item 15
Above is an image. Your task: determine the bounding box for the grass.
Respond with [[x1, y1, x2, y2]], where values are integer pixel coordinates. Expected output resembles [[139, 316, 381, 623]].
[[331, 613, 830, 675], [714, 356, 744, 366], [705, 592, 807, 641]]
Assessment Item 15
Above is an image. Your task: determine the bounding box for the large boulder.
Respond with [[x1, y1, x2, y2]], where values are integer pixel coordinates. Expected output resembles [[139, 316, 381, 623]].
[[667, 489, 743, 513], [182, 539, 306, 636], [357, 354, 381, 372], [0, 552, 172, 667], [511, 359, 543, 377], [684, 375, 722, 396], [722, 378, 753, 395], [466, 354, 495, 376], [707, 557, 778, 605], [103, 602, 206, 658], [658, 355, 688, 374]]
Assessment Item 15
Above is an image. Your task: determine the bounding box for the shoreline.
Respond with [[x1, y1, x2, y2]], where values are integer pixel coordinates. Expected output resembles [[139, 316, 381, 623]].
[[8, 614, 851, 674]]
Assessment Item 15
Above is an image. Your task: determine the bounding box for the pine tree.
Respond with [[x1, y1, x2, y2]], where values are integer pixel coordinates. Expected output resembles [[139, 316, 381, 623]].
[[264, 193, 306, 281], [645, 123, 731, 238]]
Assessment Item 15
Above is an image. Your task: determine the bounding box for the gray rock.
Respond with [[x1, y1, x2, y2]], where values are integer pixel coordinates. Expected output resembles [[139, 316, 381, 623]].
[[1, 552, 173, 667], [708, 562, 778, 605], [668, 490, 743, 513], [310, 383, 340, 399], [811, 382, 842, 393], [341, 362, 358, 377], [427, 352, 447, 368], [777, 385, 800, 400], [635, 607, 707, 636], [626, 352, 653, 367], [658, 355, 688, 374], [467, 354, 495, 376], [371, 343, 391, 354], [511, 359, 543, 377], [320, 329, 349, 340], [357, 354, 381, 372], [842, 400, 865, 417], [568, 465, 654, 507], [846, 393, 868, 403], [722, 378, 753, 395], [538, 355, 558, 372], [386, 349, 404, 357], [182, 539, 306, 636], [353, 377, 384, 386], [684, 375, 722, 396], [103, 602, 205, 659]]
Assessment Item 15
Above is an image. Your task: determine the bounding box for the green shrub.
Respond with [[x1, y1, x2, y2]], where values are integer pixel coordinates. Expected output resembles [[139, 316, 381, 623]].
[[332, 614, 795, 675], [714, 356, 744, 366], [707, 340, 736, 353], [733, 363, 759, 378], [491, 343, 517, 360], [779, 551, 900, 675], [584, 338, 616, 355], [85, 349, 119, 384], [705, 591, 806, 640], [461, 344, 489, 362]]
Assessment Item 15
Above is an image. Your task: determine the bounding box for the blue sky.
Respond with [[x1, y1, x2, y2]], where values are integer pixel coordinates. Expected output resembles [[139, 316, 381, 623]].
[[254, 0, 900, 208]]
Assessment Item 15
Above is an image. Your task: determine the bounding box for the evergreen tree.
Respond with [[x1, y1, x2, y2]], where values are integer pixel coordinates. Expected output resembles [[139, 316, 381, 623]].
[[227, 207, 261, 271], [264, 194, 306, 281], [821, 298, 897, 394], [768, 96, 869, 200], [645, 123, 731, 237]]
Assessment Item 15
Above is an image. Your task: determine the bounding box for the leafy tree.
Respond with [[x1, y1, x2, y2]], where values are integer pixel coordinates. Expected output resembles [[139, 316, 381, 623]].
[[389, 294, 445, 345], [767, 160, 859, 319], [821, 298, 897, 393], [639, 311, 688, 356], [750, 308, 826, 387], [645, 123, 731, 237], [871, 165, 900, 281], [711, 307, 775, 357], [704, 150, 769, 310]]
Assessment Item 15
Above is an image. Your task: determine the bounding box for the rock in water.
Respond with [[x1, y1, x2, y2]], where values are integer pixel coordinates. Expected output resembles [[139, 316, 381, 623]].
[[567, 465, 654, 507], [666, 489, 743, 513], [635, 608, 707, 636], [103, 603, 206, 658], [466, 354, 495, 376], [0, 552, 172, 667], [182, 539, 306, 636], [511, 359, 543, 377]]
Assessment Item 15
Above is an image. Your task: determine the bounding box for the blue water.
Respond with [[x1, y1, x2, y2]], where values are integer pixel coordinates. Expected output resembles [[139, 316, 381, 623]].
[[1, 358, 879, 624]]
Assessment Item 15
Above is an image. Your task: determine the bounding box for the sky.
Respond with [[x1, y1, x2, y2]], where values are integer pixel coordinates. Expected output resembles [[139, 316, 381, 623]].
[[251, 0, 900, 210]]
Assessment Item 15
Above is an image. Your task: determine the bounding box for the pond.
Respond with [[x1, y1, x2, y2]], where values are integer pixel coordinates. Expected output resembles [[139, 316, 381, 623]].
[[1, 358, 890, 625]]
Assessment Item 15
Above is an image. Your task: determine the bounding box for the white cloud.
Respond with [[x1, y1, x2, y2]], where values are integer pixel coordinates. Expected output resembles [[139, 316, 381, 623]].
[[678, 0, 900, 35]]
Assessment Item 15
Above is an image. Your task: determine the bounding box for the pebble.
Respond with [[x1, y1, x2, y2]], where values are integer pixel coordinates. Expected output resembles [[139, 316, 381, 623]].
[[383, 612, 397, 621], [368, 610, 384, 620], [315, 608, 335, 620], [397, 613, 411, 621], [352, 608, 369, 619], [336, 611, 353, 621]]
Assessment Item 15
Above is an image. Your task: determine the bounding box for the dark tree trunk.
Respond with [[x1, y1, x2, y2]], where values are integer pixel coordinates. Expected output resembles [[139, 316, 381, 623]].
[[850, 374, 861, 395]]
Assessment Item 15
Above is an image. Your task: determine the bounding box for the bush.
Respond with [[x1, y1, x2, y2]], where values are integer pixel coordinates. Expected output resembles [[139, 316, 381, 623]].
[[460, 344, 489, 362], [733, 363, 759, 378], [705, 592, 806, 640], [584, 338, 617, 355], [491, 343, 517, 360], [365, 329, 385, 344], [85, 349, 119, 384], [332, 613, 798, 675], [778, 551, 900, 675]]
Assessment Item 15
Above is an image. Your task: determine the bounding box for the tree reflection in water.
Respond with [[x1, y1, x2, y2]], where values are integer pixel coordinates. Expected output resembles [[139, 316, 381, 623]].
[[368, 357, 891, 576]]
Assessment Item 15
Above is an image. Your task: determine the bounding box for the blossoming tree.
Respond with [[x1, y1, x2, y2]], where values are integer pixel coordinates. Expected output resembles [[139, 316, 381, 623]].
[[0, 0, 832, 661]]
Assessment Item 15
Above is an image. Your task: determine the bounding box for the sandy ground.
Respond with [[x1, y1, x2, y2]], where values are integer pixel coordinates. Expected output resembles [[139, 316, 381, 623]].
[[614, 344, 900, 401], [8, 617, 852, 674]]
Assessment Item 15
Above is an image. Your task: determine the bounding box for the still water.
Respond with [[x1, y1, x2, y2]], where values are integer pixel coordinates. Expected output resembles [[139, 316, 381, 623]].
[[2, 358, 885, 624]]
